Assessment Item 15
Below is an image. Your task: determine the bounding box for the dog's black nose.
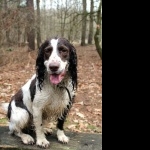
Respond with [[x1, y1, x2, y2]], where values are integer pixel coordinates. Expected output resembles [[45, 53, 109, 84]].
[[49, 64, 59, 72]]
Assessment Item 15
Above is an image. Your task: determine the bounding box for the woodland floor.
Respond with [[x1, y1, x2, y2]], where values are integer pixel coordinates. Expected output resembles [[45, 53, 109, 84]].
[[0, 44, 102, 134]]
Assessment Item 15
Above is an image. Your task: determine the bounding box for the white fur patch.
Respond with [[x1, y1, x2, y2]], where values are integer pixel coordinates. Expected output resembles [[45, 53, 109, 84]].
[[57, 129, 69, 143], [9, 101, 29, 133]]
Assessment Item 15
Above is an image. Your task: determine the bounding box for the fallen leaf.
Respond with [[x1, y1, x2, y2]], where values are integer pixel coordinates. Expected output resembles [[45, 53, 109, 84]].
[[74, 108, 79, 112], [78, 122, 88, 130], [73, 119, 79, 123], [76, 112, 85, 118], [74, 101, 83, 105], [0, 93, 9, 97], [67, 124, 76, 129], [3, 83, 12, 86], [94, 109, 101, 112]]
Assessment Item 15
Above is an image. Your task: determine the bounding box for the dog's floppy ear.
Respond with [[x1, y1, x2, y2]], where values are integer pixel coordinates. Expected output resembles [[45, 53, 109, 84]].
[[68, 44, 77, 90], [36, 40, 49, 90]]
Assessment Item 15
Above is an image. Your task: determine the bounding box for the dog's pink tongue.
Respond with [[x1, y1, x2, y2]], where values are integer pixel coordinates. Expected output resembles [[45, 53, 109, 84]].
[[50, 73, 65, 85]]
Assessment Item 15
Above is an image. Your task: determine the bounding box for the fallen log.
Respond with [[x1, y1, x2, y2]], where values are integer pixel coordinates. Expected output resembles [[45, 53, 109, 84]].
[[0, 126, 102, 150]]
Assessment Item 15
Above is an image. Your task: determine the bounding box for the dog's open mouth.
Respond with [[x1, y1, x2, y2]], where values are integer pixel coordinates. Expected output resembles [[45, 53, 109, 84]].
[[50, 71, 66, 85]]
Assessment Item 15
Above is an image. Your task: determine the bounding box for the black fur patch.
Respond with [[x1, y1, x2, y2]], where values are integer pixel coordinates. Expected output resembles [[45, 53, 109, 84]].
[[7, 89, 31, 119], [7, 101, 12, 119], [15, 89, 24, 108], [57, 102, 72, 130], [36, 40, 50, 90], [29, 78, 36, 101]]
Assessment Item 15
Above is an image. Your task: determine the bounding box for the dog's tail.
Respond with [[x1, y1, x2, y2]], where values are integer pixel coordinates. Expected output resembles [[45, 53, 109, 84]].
[[0, 102, 9, 116]]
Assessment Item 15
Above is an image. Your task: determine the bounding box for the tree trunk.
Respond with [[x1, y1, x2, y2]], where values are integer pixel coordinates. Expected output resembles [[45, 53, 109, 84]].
[[4, 0, 11, 45], [43, 0, 47, 39], [36, 0, 41, 48], [81, 0, 87, 46], [88, 0, 94, 44], [26, 0, 35, 51], [60, 8, 64, 37], [94, 0, 102, 59], [17, 1, 22, 46]]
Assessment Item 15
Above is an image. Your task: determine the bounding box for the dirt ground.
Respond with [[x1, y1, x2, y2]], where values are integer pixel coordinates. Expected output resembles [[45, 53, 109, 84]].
[[0, 44, 102, 133]]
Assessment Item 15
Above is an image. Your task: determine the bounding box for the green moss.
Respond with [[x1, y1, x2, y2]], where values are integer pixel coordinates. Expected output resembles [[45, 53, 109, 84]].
[[0, 118, 8, 125], [87, 125, 102, 133], [87, 124, 97, 130]]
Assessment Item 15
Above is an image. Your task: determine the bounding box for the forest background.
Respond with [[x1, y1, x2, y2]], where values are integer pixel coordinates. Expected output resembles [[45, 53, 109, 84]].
[[0, 0, 102, 133]]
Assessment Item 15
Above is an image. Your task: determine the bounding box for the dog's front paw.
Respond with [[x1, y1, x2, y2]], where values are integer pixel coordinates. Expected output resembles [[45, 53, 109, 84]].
[[36, 138, 50, 148], [57, 129, 69, 144], [58, 135, 69, 143]]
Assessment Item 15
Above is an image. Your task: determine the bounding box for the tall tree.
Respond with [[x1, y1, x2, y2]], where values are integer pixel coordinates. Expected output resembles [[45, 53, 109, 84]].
[[81, 0, 87, 46], [43, 0, 47, 39], [26, 0, 35, 51], [17, 0, 22, 46], [4, 0, 11, 45], [0, 1, 2, 45], [88, 0, 94, 44], [36, 0, 41, 48], [94, 0, 102, 59]]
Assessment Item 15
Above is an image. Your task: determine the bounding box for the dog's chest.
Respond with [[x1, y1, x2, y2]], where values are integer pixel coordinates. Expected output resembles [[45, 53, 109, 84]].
[[41, 87, 70, 120]]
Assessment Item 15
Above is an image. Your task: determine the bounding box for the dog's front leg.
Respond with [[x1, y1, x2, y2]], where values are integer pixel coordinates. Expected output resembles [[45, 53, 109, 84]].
[[33, 106, 50, 148]]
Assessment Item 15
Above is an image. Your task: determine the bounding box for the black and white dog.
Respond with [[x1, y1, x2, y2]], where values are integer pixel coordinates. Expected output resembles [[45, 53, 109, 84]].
[[7, 37, 77, 148]]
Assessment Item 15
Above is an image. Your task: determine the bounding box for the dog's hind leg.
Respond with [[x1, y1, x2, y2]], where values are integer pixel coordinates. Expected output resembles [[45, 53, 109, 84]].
[[8, 101, 35, 145], [15, 131, 34, 145]]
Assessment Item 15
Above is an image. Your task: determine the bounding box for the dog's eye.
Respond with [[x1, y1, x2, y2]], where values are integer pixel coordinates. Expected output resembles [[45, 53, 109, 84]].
[[45, 47, 52, 54], [44, 47, 52, 59], [59, 47, 68, 53], [61, 49, 67, 52], [58, 46, 69, 59]]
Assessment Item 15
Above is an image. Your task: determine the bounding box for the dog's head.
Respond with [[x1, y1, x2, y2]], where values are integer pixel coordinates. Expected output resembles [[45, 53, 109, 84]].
[[36, 37, 77, 90]]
